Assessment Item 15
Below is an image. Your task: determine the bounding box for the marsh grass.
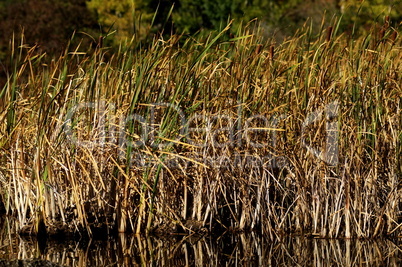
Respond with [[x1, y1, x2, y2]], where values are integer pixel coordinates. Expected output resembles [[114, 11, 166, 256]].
[[0, 18, 401, 238]]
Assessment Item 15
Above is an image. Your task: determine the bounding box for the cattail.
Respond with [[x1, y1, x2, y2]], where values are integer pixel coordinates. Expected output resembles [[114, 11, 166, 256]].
[[379, 16, 391, 41], [385, 15, 390, 28], [326, 26, 333, 42], [390, 30, 398, 44], [255, 44, 262, 55], [269, 45, 274, 60]]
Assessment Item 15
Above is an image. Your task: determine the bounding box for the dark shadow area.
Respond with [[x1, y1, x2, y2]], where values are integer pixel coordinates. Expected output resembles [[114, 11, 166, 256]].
[[1, 216, 402, 266]]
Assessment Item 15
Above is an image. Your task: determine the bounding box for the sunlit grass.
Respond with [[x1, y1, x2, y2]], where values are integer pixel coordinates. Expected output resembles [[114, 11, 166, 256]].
[[0, 18, 401, 238]]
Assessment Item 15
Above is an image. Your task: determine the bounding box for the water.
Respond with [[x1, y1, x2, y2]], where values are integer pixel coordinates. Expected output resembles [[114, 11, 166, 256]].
[[1, 216, 401, 266]]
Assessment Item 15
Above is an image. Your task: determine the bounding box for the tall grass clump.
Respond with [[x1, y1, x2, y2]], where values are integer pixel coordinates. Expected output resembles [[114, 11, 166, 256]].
[[0, 18, 401, 239]]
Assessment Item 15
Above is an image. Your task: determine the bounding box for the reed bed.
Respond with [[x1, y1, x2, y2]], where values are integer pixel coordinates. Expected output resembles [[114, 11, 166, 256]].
[[0, 19, 401, 239]]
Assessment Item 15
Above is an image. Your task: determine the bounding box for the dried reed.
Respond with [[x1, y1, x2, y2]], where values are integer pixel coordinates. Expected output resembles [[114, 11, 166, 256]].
[[0, 18, 401, 239]]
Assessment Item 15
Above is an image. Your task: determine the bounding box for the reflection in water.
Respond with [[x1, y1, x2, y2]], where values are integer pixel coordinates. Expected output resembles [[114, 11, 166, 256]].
[[0, 216, 401, 266]]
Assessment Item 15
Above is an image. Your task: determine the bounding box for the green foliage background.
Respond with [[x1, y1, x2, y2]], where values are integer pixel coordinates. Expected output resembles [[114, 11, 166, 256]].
[[0, 0, 400, 59]]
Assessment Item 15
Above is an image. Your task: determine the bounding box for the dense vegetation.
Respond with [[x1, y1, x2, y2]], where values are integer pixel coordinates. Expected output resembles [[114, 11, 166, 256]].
[[0, 16, 401, 238], [0, 0, 401, 57]]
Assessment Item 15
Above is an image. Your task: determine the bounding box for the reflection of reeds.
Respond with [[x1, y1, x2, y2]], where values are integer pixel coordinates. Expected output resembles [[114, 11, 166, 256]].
[[0, 18, 401, 238], [1, 218, 402, 267]]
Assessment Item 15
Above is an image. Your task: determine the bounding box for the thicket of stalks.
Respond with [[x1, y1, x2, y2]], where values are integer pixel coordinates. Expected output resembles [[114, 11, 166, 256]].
[[0, 18, 401, 239]]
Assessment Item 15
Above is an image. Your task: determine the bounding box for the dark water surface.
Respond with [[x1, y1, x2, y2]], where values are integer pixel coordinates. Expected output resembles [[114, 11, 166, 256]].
[[1, 216, 402, 266]]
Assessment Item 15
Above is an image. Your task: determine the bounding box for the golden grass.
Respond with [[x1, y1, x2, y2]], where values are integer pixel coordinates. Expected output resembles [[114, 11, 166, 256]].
[[0, 19, 401, 238]]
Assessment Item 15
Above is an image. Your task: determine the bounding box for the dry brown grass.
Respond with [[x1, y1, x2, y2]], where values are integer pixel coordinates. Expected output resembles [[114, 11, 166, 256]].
[[0, 19, 401, 238]]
